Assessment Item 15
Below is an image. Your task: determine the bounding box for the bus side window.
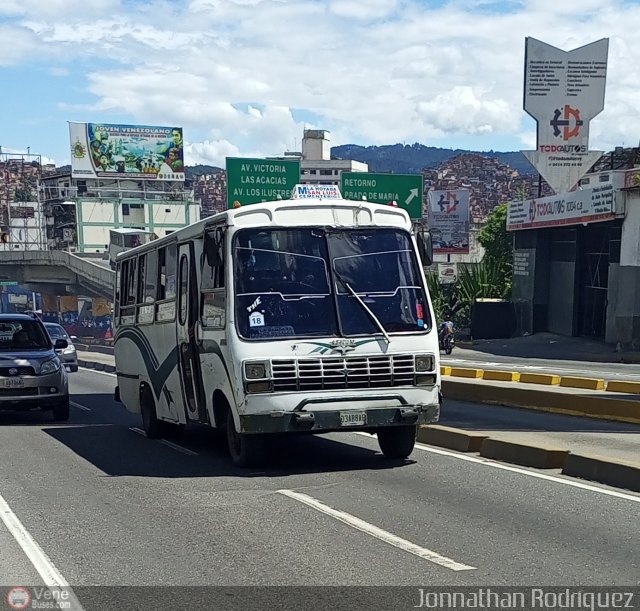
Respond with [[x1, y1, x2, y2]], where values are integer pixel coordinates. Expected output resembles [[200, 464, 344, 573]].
[[157, 244, 177, 301], [201, 228, 226, 328], [136, 254, 146, 304], [145, 250, 158, 303]]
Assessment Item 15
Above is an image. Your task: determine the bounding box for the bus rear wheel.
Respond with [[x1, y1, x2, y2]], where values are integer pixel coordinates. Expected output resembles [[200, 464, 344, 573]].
[[377, 425, 417, 459], [141, 389, 163, 439], [226, 412, 265, 468]]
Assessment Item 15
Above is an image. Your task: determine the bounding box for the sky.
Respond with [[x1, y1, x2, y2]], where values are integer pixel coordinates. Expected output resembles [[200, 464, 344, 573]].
[[1, 0, 640, 167]]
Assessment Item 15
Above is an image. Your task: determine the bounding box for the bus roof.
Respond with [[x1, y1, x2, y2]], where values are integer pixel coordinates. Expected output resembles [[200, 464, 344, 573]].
[[109, 228, 155, 235], [116, 196, 414, 260]]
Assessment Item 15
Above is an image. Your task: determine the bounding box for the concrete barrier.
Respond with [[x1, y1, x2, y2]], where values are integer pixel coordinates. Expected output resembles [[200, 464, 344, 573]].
[[519, 373, 561, 385], [606, 380, 640, 394], [480, 438, 569, 469], [450, 367, 484, 379], [560, 376, 606, 391], [562, 454, 640, 493], [483, 370, 520, 382], [417, 425, 488, 452]]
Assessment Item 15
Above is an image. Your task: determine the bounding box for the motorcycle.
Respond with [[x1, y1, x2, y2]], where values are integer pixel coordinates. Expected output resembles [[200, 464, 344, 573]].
[[438, 321, 455, 355]]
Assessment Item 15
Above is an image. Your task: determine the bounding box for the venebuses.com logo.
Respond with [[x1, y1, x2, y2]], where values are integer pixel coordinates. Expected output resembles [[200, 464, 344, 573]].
[[6, 587, 31, 610]]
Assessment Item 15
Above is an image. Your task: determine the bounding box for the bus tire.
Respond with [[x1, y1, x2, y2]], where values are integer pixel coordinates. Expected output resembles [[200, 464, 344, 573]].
[[140, 388, 163, 440], [377, 425, 417, 459], [226, 412, 265, 468]]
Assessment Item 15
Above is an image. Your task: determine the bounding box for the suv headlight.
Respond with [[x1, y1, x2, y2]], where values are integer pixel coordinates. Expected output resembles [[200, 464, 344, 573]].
[[63, 346, 76, 354], [41, 358, 61, 375], [415, 355, 434, 372], [244, 361, 269, 380]]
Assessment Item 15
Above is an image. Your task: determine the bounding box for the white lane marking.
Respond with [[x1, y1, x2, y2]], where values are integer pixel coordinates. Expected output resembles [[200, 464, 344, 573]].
[[79, 367, 116, 378], [0, 493, 85, 609], [129, 427, 198, 456], [277, 489, 475, 572], [70, 402, 91, 412], [354, 433, 640, 504]]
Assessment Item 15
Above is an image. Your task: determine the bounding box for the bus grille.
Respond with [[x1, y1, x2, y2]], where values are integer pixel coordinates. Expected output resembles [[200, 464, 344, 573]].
[[271, 355, 416, 392]]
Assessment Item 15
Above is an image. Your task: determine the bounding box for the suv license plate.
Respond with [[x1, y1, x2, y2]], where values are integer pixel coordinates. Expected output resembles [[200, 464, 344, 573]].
[[4, 378, 24, 388], [340, 411, 366, 427]]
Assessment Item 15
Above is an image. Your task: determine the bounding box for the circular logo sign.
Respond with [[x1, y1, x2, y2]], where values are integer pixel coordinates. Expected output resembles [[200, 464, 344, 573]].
[[7, 587, 31, 610]]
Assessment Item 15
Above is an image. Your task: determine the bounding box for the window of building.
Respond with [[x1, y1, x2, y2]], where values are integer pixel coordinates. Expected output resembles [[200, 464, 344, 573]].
[[320, 169, 333, 176], [122, 204, 130, 216], [599, 174, 610, 183]]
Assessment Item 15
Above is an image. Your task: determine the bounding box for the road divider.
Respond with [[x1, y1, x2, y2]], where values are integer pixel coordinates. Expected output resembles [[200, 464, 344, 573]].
[[441, 365, 640, 397], [606, 380, 640, 394], [442, 378, 640, 425], [482, 370, 520, 382], [560, 376, 606, 391], [518, 372, 561, 385], [418, 424, 640, 493], [416, 425, 487, 453]]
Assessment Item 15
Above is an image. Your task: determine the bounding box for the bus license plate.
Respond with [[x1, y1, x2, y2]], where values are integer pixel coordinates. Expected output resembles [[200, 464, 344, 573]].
[[340, 411, 366, 427], [4, 378, 24, 388]]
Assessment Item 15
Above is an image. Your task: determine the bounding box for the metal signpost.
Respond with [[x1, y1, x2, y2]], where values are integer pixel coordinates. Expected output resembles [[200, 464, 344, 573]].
[[226, 157, 300, 208], [341, 172, 423, 219]]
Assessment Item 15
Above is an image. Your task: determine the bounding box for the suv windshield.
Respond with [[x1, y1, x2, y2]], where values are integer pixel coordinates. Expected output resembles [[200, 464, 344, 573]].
[[233, 227, 430, 340], [0, 320, 52, 351]]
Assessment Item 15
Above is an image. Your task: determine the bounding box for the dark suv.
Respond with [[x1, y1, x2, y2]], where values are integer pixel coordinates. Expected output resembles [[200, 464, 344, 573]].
[[0, 313, 70, 421]]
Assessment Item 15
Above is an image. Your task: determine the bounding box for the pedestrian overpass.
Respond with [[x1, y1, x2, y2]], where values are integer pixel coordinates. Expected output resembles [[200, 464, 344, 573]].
[[0, 251, 115, 300]]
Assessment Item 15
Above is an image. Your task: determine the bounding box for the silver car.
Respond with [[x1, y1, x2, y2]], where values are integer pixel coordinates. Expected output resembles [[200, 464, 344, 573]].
[[0, 313, 70, 421], [44, 322, 78, 372]]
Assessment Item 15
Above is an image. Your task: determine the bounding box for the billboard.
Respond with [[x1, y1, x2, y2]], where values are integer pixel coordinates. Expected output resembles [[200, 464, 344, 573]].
[[507, 183, 615, 231], [427, 190, 470, 254], [69, 122, 185, 181], [521, 37, 608, 194]]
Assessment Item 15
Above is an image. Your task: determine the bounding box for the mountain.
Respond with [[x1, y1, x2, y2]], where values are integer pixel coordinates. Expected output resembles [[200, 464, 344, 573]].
[[331, 143, 534, 176]]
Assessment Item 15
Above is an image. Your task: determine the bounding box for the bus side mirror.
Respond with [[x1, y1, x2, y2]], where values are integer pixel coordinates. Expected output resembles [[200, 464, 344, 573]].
[[204, 231, 223, 267], [417, 230, 433, 266]]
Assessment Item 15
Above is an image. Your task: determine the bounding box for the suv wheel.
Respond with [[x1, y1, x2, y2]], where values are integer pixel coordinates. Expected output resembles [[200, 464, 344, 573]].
[[52, 396, 70, 422]]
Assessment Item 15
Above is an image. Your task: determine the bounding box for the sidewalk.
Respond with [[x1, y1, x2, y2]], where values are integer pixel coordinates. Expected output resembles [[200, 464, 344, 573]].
[[461, 332, 640, 364]]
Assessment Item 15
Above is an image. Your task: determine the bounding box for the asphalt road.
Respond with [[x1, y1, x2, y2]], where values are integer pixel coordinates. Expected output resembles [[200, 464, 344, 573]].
[[442, 347, 640, 381], [1, 369, 639, 608]]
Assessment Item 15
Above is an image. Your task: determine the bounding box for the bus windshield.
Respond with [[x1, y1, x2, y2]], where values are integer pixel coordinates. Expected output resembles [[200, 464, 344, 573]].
[[233, 227, 430, 340]]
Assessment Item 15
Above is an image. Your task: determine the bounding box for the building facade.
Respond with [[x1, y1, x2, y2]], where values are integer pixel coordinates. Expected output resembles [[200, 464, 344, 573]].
[[509, 164, 640, 348], [270, 129, 368, 187], [42, 173, 200, 253]]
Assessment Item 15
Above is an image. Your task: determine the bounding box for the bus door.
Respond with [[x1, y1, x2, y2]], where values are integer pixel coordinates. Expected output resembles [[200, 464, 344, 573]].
[[176, 242, 207, 423]]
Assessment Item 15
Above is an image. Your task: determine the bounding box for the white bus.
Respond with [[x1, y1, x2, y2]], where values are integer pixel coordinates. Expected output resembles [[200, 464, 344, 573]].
[[113, 187, 441, 466]]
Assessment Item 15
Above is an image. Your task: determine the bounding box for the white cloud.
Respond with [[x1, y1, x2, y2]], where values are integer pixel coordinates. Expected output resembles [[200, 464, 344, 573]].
[[3, 0, 640, 160]]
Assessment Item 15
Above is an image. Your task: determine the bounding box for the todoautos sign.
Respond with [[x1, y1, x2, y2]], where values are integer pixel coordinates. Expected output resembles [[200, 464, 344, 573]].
[[521, 37, 608, 194], [507, 184, 615, 231]]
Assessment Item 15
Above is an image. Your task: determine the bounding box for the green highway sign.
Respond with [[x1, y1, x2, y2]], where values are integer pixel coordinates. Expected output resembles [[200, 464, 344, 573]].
[[226, 157, 301, 208], [341, 172, 424, 219]]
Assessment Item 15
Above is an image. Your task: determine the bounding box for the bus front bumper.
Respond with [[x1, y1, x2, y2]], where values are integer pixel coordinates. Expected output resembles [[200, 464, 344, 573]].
[[238, 402, 440, 434]]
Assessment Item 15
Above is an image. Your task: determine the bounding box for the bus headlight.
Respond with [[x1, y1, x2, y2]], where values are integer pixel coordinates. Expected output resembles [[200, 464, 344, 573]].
[[244, 361, 269, 380], [415, 355, 434, 372]]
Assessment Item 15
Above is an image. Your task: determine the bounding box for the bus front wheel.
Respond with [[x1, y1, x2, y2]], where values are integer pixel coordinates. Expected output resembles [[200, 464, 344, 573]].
[[377, 425, 417, 459], [226, 413, 265, 468]]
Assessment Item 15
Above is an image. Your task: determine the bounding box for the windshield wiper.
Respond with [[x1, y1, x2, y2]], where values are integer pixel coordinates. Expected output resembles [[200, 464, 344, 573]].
[[333, 268, 390, 345]]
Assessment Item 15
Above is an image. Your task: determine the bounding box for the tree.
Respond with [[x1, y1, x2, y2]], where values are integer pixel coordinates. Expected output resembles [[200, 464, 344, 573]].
[[478, 203, 513, 298]]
